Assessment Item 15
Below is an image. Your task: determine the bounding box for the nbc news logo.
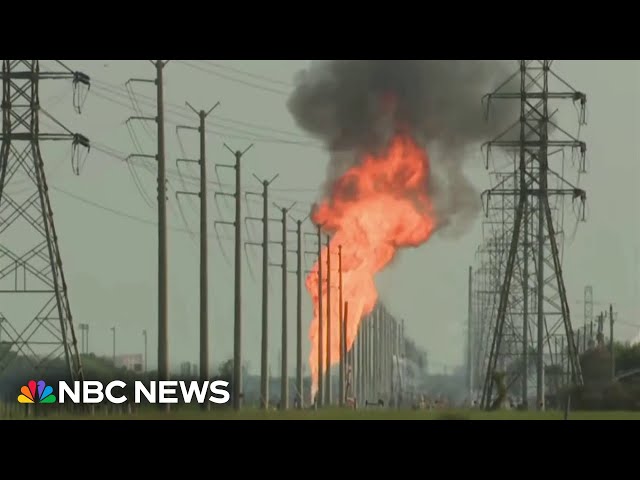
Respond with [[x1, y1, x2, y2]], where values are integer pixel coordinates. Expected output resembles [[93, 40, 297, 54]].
[[17, 379, 230, 405], [18, 380, 56, 404]]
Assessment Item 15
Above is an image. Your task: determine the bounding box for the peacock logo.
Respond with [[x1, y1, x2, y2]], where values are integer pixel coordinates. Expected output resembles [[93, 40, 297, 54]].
[[18, 380, 57, 404]]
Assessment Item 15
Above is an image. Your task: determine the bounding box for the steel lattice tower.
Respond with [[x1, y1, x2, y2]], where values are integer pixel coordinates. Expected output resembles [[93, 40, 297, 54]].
[[479, 60, 588, 410], [0, 60, 90, 380]]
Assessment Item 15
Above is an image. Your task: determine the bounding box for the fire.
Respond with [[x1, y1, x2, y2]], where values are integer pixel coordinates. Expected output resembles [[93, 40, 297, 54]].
[[306, 132, 437, 398]]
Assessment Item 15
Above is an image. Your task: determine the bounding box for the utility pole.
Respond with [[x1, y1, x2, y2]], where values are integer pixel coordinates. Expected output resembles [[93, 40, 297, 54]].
[[370, 313, 376, 399], [597, 312, 604, 348], [343, 300, 349, 404], [155, 61, 169, 394], [111, 326, 116, 364], [245, 174, 278, 409], [379, 309, 383, 398], [385, 312, 391, 400], [287, 214, 309, 409], [391, 316, 397, 406], [302, 233, 323, 406], [373, 313, 378, 399], [401, 318, 406, 402], [214, 143, 254, 410], [356, 319, 362, 402], [363, 317, 369, 401], [467, 266, 473, 403], [126, 60, 170, 410], [176, 101, 220, 409], [316, 225, 324, 405], [364, 314, 371, 401], [610, 304, 615, 381], [143, 329, 148, 373], [295, 219, 304, 408], [279, 204, 290, 410], [584, 286, 593, 353], [325, 234, 332, 406], [270, 202, 297, 410], [338, 245, 345, 406], [78, 324, 89, 355]]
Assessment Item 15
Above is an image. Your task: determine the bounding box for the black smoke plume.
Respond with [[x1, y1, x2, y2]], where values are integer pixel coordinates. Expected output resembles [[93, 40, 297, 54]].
[[287, 60, 517, 236]]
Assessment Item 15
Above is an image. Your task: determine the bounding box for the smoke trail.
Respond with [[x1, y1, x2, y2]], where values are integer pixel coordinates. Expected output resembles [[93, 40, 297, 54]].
[[287, 60, 516, 235]]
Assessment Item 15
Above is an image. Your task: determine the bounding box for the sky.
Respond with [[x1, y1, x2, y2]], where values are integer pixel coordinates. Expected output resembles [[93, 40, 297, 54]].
[[3, 60, 639, 376]]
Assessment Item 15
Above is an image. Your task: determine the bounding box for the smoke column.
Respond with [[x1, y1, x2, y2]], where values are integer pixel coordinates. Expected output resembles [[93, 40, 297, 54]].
[[288, 60, 515, 396], [288, 60, 515, 235]]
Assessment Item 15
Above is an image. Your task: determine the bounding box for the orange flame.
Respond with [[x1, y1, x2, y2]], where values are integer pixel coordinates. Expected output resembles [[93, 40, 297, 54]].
[[306, 133, 437, 398]]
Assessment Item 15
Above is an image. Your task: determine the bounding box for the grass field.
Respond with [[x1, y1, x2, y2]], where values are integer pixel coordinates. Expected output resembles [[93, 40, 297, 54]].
[[3, 407, 640, 420]]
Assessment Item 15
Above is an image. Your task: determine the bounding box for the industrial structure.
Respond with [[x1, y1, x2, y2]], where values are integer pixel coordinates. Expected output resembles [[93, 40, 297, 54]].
[[125, 61, 170, 411], [0, 60, 90, 380], [469, 60, 589, 410], [0, 59, 476, 413]]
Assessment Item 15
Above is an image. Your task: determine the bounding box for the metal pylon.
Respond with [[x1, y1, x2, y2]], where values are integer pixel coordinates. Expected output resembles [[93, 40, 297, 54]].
[[0, 60, 90, 380], [479, 60, 587, 410]]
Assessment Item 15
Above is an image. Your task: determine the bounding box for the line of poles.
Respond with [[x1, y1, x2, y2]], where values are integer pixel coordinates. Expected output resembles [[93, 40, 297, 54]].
[[573, 303, 616, 381], [350, 304, 406, 408], [120, 61, 411, 411]]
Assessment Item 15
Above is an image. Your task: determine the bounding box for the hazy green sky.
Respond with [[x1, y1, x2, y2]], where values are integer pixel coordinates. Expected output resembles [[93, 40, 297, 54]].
[[12, 60, 639, 375]]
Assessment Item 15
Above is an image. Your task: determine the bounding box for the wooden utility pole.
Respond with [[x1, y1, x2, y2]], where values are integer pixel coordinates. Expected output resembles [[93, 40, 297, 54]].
[[245, 174, 278, 409], [176, 101, 219, 410], [338, 245, 345, 406], [126, 60, 170, 411], [610, 304, 615, 381], [274, 203, 297, 409], [214, 143, 254, 410], [287, 214, 309, 408]]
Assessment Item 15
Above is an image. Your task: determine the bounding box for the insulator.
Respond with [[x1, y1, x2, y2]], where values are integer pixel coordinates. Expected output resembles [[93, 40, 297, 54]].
[[72, 72, 90, 114]]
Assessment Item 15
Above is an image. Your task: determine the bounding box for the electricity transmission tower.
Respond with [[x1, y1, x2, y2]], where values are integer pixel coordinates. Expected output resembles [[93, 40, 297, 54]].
[[125, 60, 170, 407], [0, 60, 90, 380], [480, 60, 588, 410], [175, 100, 219, 410]]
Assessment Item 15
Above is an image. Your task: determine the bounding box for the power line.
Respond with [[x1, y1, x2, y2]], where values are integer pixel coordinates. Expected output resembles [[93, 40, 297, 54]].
[[51, 186, 235, 240], [42, 61, 304, 140], [201, 60, 293, 87], [85, 73, 314, 142], [39, 64, 318, 147], [89, 82, 321, 147], [89, 140, 319, 200], [176, 60, 290, 96]]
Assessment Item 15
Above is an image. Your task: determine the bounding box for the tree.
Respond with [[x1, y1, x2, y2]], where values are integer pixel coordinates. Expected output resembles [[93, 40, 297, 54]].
[[566, 342, 640, 411], [404, 338, 427, 371], [217, 359, 233, 383], [489, 372, 508, 410]]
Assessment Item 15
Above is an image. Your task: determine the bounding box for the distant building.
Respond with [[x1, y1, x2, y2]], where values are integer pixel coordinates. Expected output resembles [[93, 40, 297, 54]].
[[114, 354, 143, 373]]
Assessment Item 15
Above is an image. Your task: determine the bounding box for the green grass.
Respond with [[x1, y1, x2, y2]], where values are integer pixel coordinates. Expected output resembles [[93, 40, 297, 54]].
[[3, 406, 640, 420]]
